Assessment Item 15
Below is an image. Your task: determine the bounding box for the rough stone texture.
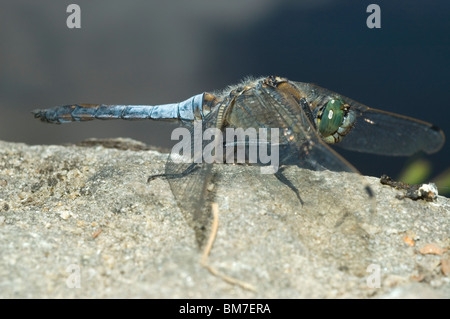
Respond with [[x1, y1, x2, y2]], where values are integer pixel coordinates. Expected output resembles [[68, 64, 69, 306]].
[[0, 139, 448, 298]]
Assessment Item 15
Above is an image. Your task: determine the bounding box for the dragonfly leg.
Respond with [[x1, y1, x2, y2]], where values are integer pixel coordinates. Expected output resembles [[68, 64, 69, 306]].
[[147, 162, 199, 183], [274, 166, 304, 206]]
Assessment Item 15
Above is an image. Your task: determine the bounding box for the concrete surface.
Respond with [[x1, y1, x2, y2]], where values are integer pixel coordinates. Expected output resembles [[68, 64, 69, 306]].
[[0, 138, 448, 298]]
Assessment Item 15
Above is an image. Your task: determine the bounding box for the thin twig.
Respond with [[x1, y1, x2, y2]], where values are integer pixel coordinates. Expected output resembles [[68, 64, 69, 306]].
[[200, 202, 256, 292]]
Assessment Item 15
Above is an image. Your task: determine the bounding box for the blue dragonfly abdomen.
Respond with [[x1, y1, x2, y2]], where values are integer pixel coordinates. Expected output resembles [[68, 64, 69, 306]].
[[33, 93, 209, 124]]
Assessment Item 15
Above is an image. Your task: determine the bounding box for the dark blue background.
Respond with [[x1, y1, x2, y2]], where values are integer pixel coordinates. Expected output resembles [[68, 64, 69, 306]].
[[0, 1, 448, 181]]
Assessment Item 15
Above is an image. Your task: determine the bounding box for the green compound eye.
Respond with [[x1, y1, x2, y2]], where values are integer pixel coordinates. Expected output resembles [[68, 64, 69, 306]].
[[318, 99, 345, 137]]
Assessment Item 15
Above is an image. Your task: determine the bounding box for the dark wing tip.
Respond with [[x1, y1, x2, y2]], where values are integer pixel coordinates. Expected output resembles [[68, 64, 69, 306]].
[[430, 124, 444, 135], [426, 124, 446, 154]]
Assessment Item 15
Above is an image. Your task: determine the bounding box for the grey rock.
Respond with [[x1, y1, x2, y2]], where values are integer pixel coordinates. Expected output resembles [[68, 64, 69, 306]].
[[0, 138, 448, 298]]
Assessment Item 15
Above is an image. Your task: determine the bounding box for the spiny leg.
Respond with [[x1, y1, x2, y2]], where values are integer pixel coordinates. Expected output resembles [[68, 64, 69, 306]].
[[147, 162, 199, 183]]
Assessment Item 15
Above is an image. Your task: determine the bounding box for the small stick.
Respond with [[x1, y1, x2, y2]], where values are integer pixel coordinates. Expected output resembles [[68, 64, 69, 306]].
[[200, 203, 256, 292], [92, 228, 102, 239]]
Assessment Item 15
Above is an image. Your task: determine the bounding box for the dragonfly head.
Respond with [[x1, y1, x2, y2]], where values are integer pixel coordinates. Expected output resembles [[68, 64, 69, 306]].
[[316, 98, 355, 144]]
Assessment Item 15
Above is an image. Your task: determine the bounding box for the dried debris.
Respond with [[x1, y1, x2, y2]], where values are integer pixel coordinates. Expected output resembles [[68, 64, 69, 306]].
[[380, 175, 438, 201]]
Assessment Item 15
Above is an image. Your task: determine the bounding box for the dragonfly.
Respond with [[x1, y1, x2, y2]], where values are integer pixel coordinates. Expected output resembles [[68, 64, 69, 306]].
[[33, 76, 445, 248]]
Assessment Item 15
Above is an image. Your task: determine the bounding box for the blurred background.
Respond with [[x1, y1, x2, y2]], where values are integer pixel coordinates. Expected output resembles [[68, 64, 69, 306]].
[[1, 0, 449, 192]]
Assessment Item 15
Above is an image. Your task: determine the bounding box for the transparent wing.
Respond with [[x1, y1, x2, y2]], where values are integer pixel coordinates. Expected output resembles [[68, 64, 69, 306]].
[[163, 112, 220, 247], [336, 107, 445, 156], [165, 159, 213, 247], [293, 82, 445, 156], [234, 81, 373, 275], [231, 81, 362, 174]]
